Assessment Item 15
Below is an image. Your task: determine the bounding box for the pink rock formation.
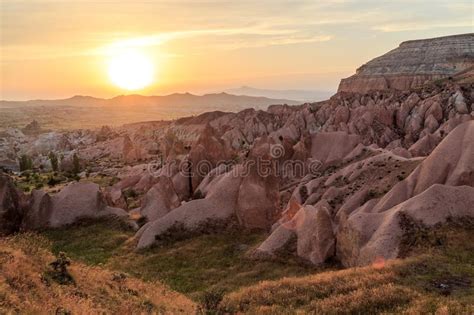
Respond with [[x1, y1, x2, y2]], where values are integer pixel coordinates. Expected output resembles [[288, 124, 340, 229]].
[[337, 184, 474, 267], [24, 182, 127, 229], [139, 177, 180, 222], [310, 132, 361, 166], [255, 200, 335, 265], [235, 136, 281, 229], [337, 121, 474, 266], [136, 166, 244, 249]]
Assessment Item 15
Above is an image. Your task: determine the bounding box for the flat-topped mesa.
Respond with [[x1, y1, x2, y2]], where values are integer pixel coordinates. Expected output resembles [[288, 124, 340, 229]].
[[338, 33, 474, 93]]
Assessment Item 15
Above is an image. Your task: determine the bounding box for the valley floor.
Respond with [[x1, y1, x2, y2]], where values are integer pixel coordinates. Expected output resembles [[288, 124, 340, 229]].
[[1, 217, 473, 314]]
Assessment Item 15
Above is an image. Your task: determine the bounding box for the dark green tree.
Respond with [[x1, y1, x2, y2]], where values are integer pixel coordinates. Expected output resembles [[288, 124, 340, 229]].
[[48, 151, 59, 172], [19, 154, 33, 171], [72, 153, 81, 175]]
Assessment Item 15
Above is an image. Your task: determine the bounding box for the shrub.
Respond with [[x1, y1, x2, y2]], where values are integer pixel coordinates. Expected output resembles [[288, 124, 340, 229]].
[[46, 252, 75, 285], [48, 151, 59, 172], [72, 153, 81, 175], [19, 154, 33, 171], [47, 175, 61, 187], [198, 288, 225, 314]]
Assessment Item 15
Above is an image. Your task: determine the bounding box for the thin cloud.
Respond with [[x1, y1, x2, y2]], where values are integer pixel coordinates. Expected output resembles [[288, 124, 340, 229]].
[[99, 27, 332, 54]]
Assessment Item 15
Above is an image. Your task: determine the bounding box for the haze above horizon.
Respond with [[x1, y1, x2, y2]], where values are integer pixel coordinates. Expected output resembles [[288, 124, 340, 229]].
[[1, 0, 472, 100]]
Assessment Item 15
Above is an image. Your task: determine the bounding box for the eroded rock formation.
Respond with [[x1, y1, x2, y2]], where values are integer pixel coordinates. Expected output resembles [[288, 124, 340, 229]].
[[339, 34, 474, 93]]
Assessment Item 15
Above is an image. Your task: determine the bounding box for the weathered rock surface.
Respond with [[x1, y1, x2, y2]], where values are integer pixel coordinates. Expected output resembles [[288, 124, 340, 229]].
[[337, 184, 474, 267], [363, 120, 474, 215], [256, 200, 335, 265], [139, 177, 180, 222], [23, 182, 127, 229], [235, 137, 281, 229], [310, 132, 361, 166], [136, 166, 244, 248], [336, 121, 474, 266], [339, 34, 474, 93]]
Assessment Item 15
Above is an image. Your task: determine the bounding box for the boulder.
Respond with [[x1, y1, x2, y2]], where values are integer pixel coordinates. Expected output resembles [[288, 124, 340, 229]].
[[139, 177, 180, 222], [255, 201, 335, 265], [295, 202, 335, 264], [452, 90, 469, 114], [24, 182, 127, 229], [105, 175, 142, 208]]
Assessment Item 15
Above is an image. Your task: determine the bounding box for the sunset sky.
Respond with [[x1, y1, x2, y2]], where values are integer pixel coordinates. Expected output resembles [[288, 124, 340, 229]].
[[1, 0, 472, 100]]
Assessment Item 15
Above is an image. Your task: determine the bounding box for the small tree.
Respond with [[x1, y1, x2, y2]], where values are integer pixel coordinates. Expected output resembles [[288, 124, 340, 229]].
[[48, 252, 74, 285], [48, 151, 59, 172], [72, 153, 81, 175], [19, 154, 33, 172]]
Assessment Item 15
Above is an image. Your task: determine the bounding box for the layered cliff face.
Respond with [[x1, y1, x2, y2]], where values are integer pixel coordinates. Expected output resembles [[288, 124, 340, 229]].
[[338, 33, 474, 93]]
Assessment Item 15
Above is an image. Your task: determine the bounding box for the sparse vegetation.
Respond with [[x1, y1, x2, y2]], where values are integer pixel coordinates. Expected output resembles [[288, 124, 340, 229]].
[[13, 171, 69, 192], [72, 153, 81, 175], [0, 233, 196, 314], [4, 220, 466, 314], [18, 217, 471, 314], [219, 219, 474, 314], [19, 154, 33, 171], [39, 219, 317, 299], [44, 251, 75, 285], [87, 174, 120, 187], [48, 151, 59, 172], [198, 288, 225, 314]]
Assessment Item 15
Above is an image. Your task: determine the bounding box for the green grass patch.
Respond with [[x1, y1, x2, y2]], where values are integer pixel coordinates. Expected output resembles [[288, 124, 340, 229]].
[[114, 232, 318, 297], [394, 217, 474, 300], [40, 220, 317, 298], [86, 174, 120, 187], [42, 218, 133, 265]]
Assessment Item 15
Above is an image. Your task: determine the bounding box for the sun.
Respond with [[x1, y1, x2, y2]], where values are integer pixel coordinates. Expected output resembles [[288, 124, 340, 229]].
[[108, 50, 154, 90]]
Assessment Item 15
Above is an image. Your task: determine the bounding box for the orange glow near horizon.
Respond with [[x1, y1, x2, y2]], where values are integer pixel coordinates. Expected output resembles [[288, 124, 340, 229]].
[[1, 1, 472, 100]]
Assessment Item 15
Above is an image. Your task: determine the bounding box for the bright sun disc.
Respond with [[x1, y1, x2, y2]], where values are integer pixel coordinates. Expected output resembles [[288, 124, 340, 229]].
[[108, 50, 154, 90]]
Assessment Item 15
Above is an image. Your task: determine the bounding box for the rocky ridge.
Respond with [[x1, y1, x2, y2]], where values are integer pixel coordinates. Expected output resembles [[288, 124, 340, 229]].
[[339, 33, 474, 93]]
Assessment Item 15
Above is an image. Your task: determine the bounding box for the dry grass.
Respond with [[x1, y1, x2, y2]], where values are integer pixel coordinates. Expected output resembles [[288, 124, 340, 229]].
[[220, 263, 411, 314], [0, 233, 196, 314], [4, 219, 472, 314], [219, 222, 474, 314], [220, 258, 473, 314]]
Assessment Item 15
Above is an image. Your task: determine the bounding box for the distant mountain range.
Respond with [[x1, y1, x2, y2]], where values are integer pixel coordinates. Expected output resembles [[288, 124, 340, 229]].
[[0, 92, 300, 109], [0, 92, 302, 130], [225, 86, 334, 102]]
